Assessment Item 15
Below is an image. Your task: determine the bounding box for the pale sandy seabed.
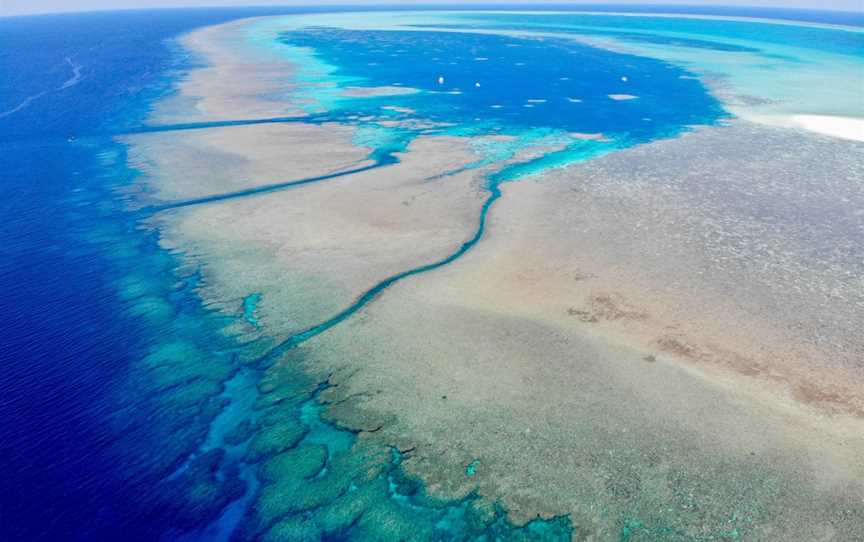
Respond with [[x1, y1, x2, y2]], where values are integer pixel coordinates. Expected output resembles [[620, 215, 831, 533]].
[[131, 18, 864, 541], [340, 86, 422, 98], [756, 115, 864, 143]]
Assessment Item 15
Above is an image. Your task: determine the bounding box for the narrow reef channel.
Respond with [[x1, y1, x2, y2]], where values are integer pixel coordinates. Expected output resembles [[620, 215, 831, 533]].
[[161, 134, 609, 541]]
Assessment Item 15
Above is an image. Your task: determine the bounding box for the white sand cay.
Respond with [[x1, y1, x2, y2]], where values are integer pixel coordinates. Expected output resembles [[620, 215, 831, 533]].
[[730, 114, 864, 142], [608, 93, 638, 101], [791, 114, 864, 142]]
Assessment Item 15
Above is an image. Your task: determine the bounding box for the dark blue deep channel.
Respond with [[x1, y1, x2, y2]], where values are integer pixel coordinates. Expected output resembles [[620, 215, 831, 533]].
[[3, 5, 854, 542]]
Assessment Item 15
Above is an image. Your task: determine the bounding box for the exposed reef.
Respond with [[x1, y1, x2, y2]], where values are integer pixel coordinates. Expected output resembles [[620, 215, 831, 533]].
[[123, 13, 864, 542]]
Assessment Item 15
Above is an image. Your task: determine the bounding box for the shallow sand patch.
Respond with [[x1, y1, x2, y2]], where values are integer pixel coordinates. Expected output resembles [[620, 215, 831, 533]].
[[790, 114, 864, 142], [340, 85, 421, 98], [569, 132, 606, 141]]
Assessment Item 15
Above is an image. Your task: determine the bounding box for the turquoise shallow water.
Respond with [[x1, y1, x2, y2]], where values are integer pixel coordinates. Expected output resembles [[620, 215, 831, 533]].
[[2, 6, 861, 542], [443, 12, 864, 57]]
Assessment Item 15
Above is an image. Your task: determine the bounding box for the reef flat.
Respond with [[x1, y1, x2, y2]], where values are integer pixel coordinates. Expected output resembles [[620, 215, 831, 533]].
[[125, 11, 864, 541], [299, 121, 864, 539], [150, 18, 305, 124]]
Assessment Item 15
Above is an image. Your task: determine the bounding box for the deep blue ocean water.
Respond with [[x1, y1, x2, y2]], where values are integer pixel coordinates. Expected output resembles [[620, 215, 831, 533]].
[[283, 27, 724, 141], [0, 9, 326, 540], [1, 5, 860, 541]]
